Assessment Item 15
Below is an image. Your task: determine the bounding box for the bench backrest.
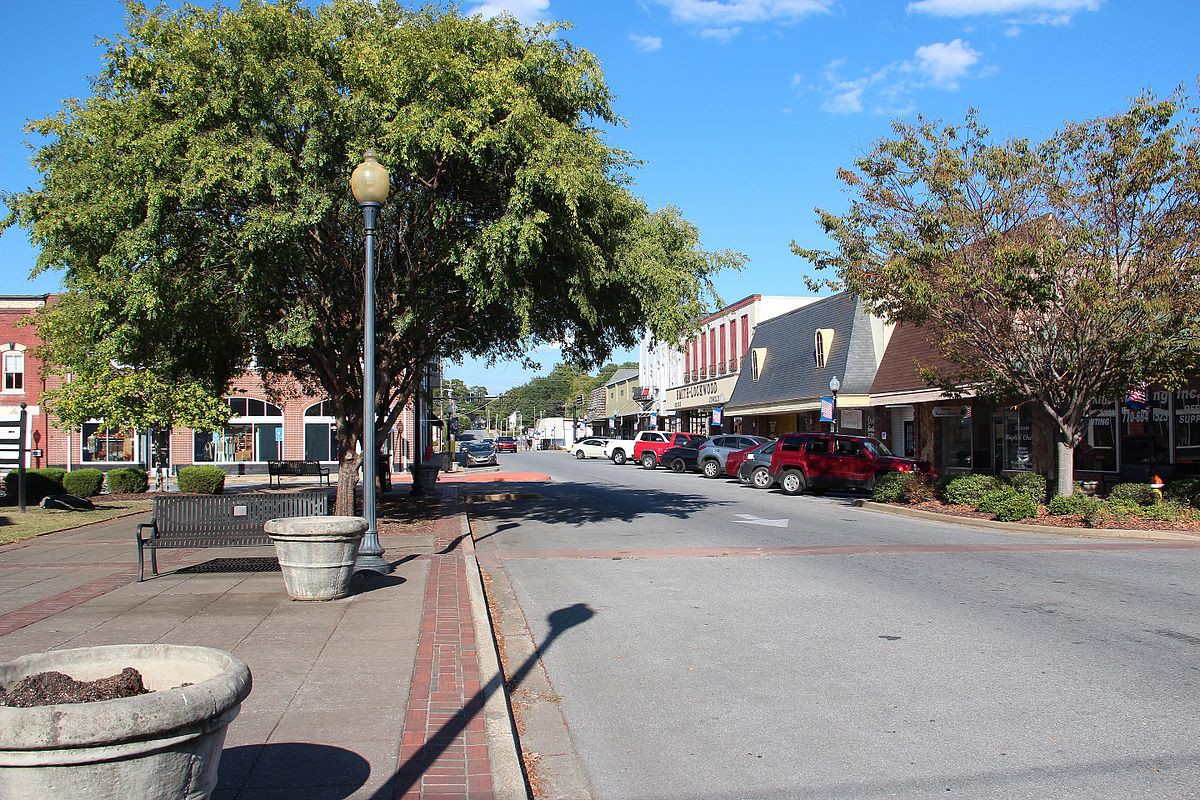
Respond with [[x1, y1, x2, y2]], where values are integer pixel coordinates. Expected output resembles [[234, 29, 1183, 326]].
[[153, 491, 329, 539]]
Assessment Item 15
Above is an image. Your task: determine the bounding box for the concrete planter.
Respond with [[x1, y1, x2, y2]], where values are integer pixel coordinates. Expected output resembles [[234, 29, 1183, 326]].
[[264, 516, 366, 601], [0, 644, 251, 800], [409, 463, 440, 491]]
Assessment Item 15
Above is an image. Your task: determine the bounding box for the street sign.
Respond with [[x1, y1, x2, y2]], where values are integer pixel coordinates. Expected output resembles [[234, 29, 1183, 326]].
[[274, 427, 284, 442]]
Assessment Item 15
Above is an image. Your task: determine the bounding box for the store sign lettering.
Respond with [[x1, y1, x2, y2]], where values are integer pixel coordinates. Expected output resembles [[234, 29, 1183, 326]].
[[675, 381, 719, 401]]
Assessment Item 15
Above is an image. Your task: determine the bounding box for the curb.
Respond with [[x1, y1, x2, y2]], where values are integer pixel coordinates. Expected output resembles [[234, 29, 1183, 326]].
[[853, 500, 1200, 542], [461, 505, 529, 800]]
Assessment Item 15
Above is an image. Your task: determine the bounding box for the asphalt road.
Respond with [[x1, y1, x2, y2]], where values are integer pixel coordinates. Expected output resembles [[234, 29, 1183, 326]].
[[473, 450, 1200, 800]]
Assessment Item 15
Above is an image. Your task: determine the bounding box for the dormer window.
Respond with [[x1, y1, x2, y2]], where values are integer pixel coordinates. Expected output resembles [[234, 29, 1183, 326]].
[[815, 328, 834, 369], [751, 348, 767, 381]]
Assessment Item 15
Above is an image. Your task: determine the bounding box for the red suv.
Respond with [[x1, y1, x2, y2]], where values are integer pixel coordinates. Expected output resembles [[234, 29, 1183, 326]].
[[762, 433, 933, 496]]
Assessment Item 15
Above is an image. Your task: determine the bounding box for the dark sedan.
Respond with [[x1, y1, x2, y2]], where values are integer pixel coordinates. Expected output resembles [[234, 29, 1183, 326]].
[[659, 445, 701, 473], [459, 441, 498, 467]]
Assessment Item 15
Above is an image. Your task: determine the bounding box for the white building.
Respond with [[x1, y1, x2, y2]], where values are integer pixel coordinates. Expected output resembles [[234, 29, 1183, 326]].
[[637, 333, 684, 430]]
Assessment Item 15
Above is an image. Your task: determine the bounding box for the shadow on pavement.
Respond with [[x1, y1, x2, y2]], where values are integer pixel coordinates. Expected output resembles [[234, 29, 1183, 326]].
[[368, 602, 596, 800], [218, 742, 371, 798], [466, 481, 727, 526]]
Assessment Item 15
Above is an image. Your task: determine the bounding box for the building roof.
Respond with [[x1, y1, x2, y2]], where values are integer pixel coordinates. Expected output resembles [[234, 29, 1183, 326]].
[[869, 323, 959, 395], [725, 292, 880, 412], [604, 367, 638, 387]]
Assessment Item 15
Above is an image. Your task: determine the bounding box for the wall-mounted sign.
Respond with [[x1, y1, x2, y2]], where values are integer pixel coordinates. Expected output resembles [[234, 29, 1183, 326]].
[[841, 409, 863, 430], [932, 405, 969, 417]]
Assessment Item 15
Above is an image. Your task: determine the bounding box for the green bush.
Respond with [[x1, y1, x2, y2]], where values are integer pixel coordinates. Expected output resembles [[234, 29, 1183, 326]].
[[4, 469, 67, 505], [1139, 501, 1184, 523], [1006, 472, 1048, 502], [1163, 477, 1200, 508], [177, 466, 226, 494], [1047, 494, 1099, 516], [990, 491, 1038, 522], [941, 474, 1001, 506], [974, 486, 1018, 514], [105, 467, 148, 494], [1106, 482, 1158, 506], [63, 468, 104, 497], [872, 472, 909, 503]]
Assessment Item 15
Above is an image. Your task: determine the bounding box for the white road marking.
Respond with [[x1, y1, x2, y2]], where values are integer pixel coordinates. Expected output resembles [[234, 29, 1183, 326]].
[[733, 513, 790, 528]]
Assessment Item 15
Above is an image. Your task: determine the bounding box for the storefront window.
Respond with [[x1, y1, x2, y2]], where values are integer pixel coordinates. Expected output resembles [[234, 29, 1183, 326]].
[[936, 407, 973, 469], [193, 397, 284, 463], [82, 422, 136, 462], [303, 401, 340, 462], [990, 407, 1032, 471], [1172, 387, 1200, 471], [1076, 402, 1118, 472], [1120, 389, 1170, 466]]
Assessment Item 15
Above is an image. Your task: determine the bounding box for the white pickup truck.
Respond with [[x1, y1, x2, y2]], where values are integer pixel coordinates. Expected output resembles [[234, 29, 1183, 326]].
[[603, 430, 704, 466]]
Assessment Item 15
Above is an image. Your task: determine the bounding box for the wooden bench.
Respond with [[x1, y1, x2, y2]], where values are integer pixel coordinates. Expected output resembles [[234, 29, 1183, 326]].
[[267, 460, 331, 488], [135, 491, 329, 581]]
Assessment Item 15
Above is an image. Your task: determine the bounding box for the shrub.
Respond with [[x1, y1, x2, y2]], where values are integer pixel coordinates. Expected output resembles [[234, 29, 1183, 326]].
[[1139, 502, 1184, 523], [990, 491, 1038, 522], [178, 466, 226, 494], [941, 474, 1001, 507], [63, 468, 104, 497], [1163, 477, 1200, 508], [1047, 494, 1099, 516], [974, 486, 1018, 515], [1006, 472, 1048, 502], [1107, 482, 1157, 506], [872, 472, 909, 503], [105, 467, 148, 494], [1082, 500, 1110, 528], [4, 469, 66, 505]]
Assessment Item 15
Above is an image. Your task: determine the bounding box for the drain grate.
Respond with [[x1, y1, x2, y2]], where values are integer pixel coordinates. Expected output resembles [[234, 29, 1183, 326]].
[[176, 557, 281, 574]]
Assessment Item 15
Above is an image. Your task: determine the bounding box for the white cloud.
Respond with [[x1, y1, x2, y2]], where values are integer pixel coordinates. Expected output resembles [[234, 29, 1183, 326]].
[[699, 26, 742, 41], [629, 33, 664, 51], [467, 0, 551, 24], [821, 85, 865, 114], [914, 39, 980, 88], [657, 0, 833, 25], [907, 0, 1100, 16]]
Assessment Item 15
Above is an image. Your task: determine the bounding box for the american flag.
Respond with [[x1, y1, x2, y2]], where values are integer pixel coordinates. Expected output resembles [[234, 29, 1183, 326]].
[[1127, 384, 1149, 407]]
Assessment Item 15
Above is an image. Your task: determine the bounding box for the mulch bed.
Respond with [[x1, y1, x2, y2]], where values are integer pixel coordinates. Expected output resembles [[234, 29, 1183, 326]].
[[900, 499, 1200, 532], [0, 667, 149, 708]]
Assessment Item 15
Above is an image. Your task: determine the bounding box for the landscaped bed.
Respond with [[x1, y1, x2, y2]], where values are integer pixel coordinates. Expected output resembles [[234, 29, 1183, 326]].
[[872, 472, 1200, 532], [0, 499, 155, 545]]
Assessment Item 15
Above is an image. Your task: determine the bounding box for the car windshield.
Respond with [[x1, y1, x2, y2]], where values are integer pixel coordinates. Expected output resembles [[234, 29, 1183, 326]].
[[498, 437, 515, 442], [466, 442, 493, 451], [862, 438, 894, 457]]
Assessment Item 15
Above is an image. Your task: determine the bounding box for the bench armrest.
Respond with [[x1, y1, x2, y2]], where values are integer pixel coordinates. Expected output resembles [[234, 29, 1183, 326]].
[[135, 520, 158, 542]]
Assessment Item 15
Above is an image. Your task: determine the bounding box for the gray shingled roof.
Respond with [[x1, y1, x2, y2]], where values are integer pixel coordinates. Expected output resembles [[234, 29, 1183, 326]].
[[604, 367, 639, 387], [725, 292, 879, 411]]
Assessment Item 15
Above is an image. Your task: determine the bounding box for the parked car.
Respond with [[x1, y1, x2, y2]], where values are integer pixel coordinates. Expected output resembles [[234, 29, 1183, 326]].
[[729, 439, 775, 480], [459, 440, 499, 467], [764, 433, 934, 496], [636, 432, 706, 468], [738, 441, 779, 487], [603, 431, 703, 466], [496, 436, 518, 453], [658, 444, 701, 473], [572, 437, 609, 459], [697, 435, 770, 478]]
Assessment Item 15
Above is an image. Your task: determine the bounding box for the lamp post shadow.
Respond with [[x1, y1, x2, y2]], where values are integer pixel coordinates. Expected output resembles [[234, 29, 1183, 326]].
[[371, 602, 596, 799]]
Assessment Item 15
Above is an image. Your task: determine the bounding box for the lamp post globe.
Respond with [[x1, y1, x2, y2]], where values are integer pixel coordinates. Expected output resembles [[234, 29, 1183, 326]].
[[353, 149, 392, 575]]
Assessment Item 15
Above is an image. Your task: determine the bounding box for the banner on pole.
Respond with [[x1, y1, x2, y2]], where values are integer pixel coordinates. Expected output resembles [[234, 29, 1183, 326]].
[[819, 396, 834, 422]]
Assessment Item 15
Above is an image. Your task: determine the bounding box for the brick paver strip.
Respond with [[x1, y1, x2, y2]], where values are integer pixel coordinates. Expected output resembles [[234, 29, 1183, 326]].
[[496, 540, 1200, 561], [396, 488, 495, 800], [0, 551, 197, 637]]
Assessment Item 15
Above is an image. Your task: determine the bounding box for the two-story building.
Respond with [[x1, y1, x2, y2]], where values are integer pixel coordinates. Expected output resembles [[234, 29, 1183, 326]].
[[603, 368, 641, 438]]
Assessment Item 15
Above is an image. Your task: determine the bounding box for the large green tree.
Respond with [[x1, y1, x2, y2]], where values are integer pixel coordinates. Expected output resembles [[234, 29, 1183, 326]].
[[4, 0, 740, 511], [795, 93, 1200, 495]]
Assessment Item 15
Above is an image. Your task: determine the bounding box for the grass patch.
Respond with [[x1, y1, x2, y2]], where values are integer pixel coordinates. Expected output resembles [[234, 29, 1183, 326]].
[[0, 499, 153, 545]]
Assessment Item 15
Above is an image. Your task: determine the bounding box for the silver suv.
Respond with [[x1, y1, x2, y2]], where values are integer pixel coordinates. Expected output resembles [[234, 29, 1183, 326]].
[[697, 435, 770, 478]]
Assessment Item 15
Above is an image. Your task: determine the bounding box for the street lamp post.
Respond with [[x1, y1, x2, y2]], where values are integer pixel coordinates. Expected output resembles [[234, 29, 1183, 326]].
[[351, 150, 392, 575], [829, 375, 841, 435]]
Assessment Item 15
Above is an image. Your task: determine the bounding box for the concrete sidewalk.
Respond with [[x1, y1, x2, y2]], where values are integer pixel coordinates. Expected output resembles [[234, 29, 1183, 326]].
[[0, 486, 526, 799]]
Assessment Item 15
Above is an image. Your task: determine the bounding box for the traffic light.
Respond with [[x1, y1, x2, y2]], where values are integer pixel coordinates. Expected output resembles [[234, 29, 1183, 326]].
[[575, 394, 584, 408]]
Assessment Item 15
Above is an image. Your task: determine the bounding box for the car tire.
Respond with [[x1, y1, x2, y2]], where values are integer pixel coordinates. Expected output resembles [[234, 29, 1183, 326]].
[[612, 449, 626, 465], [641, 452, 658, 469], [702, 459, 721, 478], [751, 466, 773, 489], [670, 458, 687, 473], [779, 470, 807, 496], [576, 449, 585, 460]]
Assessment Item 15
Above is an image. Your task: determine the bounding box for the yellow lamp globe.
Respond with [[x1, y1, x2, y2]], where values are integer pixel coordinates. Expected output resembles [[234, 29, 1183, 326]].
[[350, 149, 389, 205]]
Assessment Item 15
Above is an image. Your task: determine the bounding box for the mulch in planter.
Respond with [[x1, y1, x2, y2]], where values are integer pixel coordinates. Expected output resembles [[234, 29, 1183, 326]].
[[0, 667, 149, 708]]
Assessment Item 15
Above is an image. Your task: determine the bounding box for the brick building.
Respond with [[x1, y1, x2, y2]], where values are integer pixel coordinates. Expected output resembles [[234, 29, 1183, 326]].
[[1, 295, 418, 476]]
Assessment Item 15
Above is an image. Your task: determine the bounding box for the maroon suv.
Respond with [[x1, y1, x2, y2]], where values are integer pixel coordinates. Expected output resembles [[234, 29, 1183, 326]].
[[763, 432, 934, 496]]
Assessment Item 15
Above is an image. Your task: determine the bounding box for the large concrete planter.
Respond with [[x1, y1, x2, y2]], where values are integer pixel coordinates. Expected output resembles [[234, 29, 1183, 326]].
[[0, 644, 251, 800], [409, 462, 440, 491], [264, 515, 366, 601]]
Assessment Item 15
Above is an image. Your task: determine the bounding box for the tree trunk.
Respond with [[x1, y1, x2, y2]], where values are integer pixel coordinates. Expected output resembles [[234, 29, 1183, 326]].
[[335, 449, 361, 516], [1055, 439, 1075, 497]]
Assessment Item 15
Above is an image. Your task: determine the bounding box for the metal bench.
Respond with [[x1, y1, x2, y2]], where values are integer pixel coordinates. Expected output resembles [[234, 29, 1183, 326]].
[[267, 460, 331, 488], [135, 491, 329, 581]]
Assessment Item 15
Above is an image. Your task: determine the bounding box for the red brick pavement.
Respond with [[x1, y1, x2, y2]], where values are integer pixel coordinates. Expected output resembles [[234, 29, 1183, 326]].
[[396, 488, 495, 800]]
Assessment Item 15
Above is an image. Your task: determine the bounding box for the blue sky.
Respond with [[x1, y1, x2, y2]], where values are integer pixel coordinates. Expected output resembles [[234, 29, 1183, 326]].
[[1, 0, 1195, 391]]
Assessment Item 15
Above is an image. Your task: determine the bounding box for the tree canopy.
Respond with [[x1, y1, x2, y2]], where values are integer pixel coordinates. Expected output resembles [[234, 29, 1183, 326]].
[[3, 0, 741, 509], [795, 91, 1200, 494]]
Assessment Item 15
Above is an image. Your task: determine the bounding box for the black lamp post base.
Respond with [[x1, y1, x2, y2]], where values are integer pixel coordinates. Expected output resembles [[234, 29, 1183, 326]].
[[354, 553, 394, 574]]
